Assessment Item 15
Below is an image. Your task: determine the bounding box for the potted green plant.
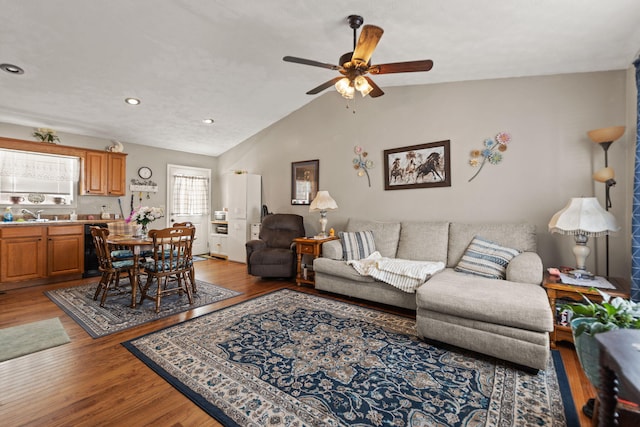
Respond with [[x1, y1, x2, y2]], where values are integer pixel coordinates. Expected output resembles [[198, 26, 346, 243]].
[[562, 289, 640, 416], [32, 128, 60, 144]]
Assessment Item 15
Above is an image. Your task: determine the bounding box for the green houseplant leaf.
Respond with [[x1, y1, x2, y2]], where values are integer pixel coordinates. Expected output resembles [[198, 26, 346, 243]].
[[562, 288, 640, 337]]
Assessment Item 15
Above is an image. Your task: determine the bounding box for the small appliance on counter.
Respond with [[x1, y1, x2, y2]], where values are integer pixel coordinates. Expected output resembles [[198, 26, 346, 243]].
[[215, 223, 228, 234], [213, 210, 227, 221]]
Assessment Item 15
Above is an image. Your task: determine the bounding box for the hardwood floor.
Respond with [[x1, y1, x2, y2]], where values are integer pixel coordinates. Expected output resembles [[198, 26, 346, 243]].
[[0, 259, 595, 426]]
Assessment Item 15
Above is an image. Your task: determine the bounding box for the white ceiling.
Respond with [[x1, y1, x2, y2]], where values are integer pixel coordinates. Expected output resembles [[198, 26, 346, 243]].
[[1, 1, 640, 157]]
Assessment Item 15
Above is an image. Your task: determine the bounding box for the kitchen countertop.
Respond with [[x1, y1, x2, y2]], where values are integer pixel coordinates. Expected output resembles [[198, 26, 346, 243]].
[[0, 218, 121, 227]]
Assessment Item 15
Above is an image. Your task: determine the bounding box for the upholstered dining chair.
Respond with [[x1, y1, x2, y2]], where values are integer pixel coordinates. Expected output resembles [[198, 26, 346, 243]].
[[90, 226, 136, 307], [245, 213, 305, 278], [138, 226, 195, 312], [172, 222, 196, 292]]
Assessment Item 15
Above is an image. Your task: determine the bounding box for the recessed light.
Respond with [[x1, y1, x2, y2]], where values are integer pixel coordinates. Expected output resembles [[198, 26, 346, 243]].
[[202, 118, 214, 124], [0, 63, 24, 74], [124, 97, 141, 105]]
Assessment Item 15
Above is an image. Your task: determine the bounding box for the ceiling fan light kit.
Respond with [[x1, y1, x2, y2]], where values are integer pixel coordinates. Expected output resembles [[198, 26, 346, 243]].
[[283, 15, 433, 99]]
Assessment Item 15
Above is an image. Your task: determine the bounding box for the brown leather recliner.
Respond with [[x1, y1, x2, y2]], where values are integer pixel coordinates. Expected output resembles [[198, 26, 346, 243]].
[[246, 214, 305, 278]]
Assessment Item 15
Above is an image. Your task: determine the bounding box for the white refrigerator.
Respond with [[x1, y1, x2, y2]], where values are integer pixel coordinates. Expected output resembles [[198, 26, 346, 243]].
[[222, 173, 261, 263]]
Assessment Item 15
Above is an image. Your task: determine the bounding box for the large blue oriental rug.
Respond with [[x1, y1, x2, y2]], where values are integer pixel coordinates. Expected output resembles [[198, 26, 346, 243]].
[[123, 289, 578, 426]]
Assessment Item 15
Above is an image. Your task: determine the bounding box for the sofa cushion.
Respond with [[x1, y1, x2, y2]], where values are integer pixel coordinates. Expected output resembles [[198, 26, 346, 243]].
[[397, 221, 449, 262], [454, 236, 520, 279], [313, 258, 378, 283], [447, 223, 536, 268], [416, 268, 553, 332], [346, 218, 400, 258], [339, 230, 376, 261]]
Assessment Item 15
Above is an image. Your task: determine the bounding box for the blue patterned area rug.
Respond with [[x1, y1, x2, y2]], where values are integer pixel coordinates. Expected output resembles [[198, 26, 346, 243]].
[[45, 279, 241, 338], [123, 289, 578, 426]]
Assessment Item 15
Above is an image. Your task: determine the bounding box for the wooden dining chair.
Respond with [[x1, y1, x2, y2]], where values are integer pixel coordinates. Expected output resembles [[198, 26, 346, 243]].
[[90, 226, 136, 307], [173, 222, 197, 293], [138, 226, 195, 313]]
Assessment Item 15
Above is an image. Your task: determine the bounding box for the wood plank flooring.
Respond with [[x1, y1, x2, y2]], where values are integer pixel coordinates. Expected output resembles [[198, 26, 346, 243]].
[[0, 258, 594, 426]]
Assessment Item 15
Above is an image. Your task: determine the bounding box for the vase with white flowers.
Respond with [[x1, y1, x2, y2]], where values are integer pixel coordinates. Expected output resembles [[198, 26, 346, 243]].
[[126, 206, 164, 236]]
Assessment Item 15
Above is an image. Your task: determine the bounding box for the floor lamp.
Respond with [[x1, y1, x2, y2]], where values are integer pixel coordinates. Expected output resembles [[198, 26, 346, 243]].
[[588, 126, 625, 277]]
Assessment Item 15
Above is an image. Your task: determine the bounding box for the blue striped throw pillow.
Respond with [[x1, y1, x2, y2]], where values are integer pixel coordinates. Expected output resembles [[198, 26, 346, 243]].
[[339, 230, 376, 261], [454, 236, 521, 279]]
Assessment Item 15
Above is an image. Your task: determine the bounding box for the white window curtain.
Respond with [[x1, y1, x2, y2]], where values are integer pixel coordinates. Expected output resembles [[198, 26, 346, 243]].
[[172, 174, 209, 215], [0, 149, 79, 181]]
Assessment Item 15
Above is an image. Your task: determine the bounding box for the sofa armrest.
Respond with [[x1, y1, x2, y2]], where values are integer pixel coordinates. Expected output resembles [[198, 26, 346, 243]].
[[506, 251, 543, 284], [321, 239, 343, 260]]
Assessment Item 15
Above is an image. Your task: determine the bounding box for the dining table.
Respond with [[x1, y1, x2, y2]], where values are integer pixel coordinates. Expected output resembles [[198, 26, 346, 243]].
[[106, 235, 152, 308]]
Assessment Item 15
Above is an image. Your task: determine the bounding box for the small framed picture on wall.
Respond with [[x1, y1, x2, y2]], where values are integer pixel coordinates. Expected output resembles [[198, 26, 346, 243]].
[[291, 159, 319, 205], [383, 140, 451, 190]]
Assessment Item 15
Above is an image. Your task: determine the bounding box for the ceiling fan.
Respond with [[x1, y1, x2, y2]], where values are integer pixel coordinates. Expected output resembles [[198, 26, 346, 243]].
[[283, 15, 433, 99]]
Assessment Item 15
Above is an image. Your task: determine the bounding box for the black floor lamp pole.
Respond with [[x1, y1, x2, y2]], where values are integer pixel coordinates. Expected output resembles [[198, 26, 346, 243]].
[[601, 141, 613, 277]]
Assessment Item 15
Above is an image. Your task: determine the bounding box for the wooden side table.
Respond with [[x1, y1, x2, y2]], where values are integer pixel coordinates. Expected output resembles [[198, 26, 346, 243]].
[[293, 236, 338, 286], [596, 329, 640, 427], [543, 273, 630, 348]]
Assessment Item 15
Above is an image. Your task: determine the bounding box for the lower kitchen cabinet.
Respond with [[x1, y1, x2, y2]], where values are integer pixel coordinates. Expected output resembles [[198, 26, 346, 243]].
[[0, 226, 47, 284], [0, 224, 84, 291], [47, 225, 84, 277], [209, 233, 228, 259]]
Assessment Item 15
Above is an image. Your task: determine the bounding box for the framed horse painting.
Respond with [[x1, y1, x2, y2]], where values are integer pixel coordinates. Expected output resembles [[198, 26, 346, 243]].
[[383, 140, 451, 190]]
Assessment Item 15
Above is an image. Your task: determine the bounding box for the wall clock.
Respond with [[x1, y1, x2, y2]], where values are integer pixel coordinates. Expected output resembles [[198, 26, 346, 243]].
[[138, 166, 152, 179]]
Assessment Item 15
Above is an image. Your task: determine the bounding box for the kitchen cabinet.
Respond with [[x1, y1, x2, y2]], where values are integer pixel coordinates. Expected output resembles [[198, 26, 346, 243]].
[[209, 232, 228, 259], [47, 225, 84, 277], [107, 153, 127, 196], [221, 174, 261, 263], [0, 226, 47, 284], [82, 151, 127, 196], [0, 224, 85, 291]]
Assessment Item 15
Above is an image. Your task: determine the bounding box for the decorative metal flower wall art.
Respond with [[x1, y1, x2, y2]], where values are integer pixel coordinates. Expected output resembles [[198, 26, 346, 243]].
[[353, 146, 373, 187], [468, 132, 512, 182]]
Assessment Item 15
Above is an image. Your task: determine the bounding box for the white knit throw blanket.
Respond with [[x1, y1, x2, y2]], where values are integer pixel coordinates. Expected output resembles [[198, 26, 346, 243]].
[[347, 251, 445, 292]]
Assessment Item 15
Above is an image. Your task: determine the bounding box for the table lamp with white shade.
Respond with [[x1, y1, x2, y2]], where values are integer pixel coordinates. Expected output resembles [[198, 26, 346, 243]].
[[309, 191, 338, 238], [548, 197, 619, 279]]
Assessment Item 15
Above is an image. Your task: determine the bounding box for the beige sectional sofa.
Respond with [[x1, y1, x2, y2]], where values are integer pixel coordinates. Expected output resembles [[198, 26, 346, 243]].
[[313, 219, 554, 371]]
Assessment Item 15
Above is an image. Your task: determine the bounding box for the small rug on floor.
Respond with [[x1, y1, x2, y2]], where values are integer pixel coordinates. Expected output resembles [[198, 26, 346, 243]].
[[46, 279, 241, 338], [123, 289, 578, 426], [0, 317, 70, 362], [192, 255, 207, 262]]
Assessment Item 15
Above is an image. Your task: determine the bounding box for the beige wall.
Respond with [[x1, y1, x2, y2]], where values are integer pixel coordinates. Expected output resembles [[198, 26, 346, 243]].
[[219, 70, 633, 280], [1, 69, 634, 280], [0, 122, 218, 222]]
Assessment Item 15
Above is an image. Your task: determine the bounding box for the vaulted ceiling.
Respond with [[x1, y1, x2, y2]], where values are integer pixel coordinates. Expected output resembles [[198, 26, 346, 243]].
[[1, 1, 640, 156]]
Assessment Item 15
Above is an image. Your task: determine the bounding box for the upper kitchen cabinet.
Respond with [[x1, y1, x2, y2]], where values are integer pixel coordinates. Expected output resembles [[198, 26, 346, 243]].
[[0, 136, 127, 198], [82, 151, 127, 196]]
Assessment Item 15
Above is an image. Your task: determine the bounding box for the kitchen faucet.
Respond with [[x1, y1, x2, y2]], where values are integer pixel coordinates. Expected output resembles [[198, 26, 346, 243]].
[[21, 208, 43, 220]]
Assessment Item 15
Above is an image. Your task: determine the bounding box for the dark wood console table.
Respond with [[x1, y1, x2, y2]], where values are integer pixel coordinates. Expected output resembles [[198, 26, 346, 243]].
[[596, 329, 640, 426]]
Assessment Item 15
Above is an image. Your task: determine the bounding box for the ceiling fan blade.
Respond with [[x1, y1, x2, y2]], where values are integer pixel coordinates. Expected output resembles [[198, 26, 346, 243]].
[[283, 56, 341, 70], [352, 25, 384, 64], [306, 77, 344, 95], [369, 60, 434, 74], [364, 77, 384, 98]]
